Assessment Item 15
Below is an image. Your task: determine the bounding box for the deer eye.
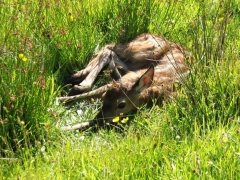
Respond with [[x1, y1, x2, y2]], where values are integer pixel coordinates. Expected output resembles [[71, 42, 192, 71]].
[[118, 102, 126, 109]]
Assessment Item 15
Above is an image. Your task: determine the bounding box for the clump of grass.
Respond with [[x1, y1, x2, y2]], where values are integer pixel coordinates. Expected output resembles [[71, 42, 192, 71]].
[[165, 0, 240, 135], [0, 0, 155, 156], [0, 52, 56, 156]]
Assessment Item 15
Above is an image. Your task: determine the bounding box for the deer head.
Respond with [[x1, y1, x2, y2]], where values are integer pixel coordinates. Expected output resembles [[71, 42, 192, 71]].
[[95, 65, 154, 122]]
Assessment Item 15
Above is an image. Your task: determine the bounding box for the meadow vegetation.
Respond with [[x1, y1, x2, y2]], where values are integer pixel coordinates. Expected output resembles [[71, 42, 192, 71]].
[[0, 0, 239, 179]]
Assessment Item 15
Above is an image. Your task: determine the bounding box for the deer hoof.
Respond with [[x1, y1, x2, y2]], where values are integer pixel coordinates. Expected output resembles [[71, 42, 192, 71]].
[[67, 85, 84, 96], [65, 76, 73, 85]]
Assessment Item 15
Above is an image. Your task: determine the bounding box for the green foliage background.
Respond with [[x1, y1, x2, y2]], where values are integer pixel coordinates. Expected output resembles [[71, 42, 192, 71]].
[[0, 0, 239, 179]]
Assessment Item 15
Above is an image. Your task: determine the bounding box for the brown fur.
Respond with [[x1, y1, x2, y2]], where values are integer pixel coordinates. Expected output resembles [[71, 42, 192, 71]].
[[60, 33, 190, 130]]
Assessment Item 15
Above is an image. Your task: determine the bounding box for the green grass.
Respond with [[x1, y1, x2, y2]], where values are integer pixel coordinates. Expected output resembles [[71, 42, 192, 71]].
[[0, 0, 239, 179]]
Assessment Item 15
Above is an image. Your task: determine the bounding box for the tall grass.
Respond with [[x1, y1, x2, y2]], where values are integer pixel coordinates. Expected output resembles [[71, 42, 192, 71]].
[[0, 0, 239, 179], [168, 0, 240, 134], [0, 0, 155, 156]]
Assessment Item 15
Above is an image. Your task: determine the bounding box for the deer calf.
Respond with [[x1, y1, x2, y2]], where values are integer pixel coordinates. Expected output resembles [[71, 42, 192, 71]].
[[58, 33, 190, 130]]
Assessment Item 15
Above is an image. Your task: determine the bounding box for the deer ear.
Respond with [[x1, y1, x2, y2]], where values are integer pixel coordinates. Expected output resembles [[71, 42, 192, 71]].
[[134, 64, 154, 93]]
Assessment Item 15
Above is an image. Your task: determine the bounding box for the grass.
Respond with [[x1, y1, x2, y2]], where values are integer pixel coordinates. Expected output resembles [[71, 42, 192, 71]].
[[0, 0, 239, 179]]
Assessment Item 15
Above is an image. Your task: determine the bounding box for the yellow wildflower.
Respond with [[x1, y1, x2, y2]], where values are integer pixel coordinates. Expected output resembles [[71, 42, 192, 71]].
[[218, 17, 224, 23], [113, 116, 120, 123], [121, 117, 129, 123], [222, 137, 228, 143], [18, 54, 24, 59], [70, 15, 74, 22], [22, 57, 27, 62]]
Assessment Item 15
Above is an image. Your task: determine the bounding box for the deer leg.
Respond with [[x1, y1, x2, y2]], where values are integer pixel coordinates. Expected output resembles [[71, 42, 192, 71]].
[[65, 68, 91, 85], [108, 52, 122, 81], [65, 53, 103, 85], [60, 118, 116, 131], [67, 48, 121, 96]]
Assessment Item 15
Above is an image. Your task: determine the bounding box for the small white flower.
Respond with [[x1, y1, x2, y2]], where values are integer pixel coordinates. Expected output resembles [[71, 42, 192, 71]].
[[77, 109, 83, 116]]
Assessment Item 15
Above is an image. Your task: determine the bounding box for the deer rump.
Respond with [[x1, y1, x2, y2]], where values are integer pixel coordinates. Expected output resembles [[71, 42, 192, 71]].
[[58, 33, 190, 131]]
